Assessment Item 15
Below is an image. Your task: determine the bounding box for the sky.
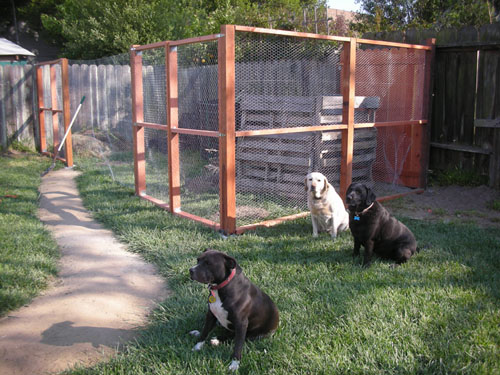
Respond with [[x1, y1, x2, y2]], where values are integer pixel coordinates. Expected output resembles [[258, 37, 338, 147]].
[[327, 0, 361, 12]]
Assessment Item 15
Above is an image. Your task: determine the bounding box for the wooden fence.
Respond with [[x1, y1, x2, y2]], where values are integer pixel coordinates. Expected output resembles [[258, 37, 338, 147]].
[[0, 63, 37, 149], [364, 23, 500, 188], [3, 24, 499, 189]]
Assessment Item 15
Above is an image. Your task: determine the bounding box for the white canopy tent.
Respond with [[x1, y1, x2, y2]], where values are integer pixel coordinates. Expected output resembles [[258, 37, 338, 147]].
[[0, 38, 35, 61]]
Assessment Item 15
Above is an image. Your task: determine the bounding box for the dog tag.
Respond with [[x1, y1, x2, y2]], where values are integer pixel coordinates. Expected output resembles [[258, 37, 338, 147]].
[[208, 295, 216, 303], [354, 215, 360, 221]]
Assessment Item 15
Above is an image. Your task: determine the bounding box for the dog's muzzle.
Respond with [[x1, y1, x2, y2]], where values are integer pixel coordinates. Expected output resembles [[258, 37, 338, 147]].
[[189, 267, 197, 280]]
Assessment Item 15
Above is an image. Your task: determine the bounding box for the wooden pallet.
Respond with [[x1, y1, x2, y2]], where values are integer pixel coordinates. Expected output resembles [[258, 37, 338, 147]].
[[234, 94, 380, 199]]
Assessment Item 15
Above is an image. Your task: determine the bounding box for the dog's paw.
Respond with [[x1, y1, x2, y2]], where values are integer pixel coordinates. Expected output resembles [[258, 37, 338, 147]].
[[192, 341, 205, 351], [189, 330, 201, 337], [228, 360, 240, 371], [209, 337, 220, 346], [312, 233, 318, 238]]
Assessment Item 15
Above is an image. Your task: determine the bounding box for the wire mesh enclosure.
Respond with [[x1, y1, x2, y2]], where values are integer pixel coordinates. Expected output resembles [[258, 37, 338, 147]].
[[128, 25, 434, 234]]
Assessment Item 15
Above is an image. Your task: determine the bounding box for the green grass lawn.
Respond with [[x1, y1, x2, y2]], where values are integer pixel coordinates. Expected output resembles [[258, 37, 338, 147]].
[[63, 166, 500, 375], [1, 153, 499, 374], [0, 153, 60, 316]]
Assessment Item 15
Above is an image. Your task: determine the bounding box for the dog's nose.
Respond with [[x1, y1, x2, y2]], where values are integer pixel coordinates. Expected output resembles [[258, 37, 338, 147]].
[[189, 268, 194, 278]]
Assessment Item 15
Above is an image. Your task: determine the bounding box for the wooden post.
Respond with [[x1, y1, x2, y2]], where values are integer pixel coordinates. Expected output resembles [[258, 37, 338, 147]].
[[130, 47, 146, 196], [218, 25, 237, 234], [50, 63, 59, 155], [166, 42, 181, 212], [36, 66, 46, 152], [421, 38, 436, 188], [340, 38, 356, 201], [61, 58, 73, 167]]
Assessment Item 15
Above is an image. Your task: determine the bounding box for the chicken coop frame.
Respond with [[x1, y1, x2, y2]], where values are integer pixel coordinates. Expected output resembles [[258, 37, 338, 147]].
[[130, 25, 435, 235], [36, 58, 73, 167]]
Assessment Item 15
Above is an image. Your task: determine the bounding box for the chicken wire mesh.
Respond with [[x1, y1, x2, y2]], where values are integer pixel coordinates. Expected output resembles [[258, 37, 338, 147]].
[[144, 127, 169, 201], [67, 53, 134, 189], [355, 43, 427, 196], [178, 134, 220, 222], [175, 41, 220, 223], [234, 31, 343, 226]]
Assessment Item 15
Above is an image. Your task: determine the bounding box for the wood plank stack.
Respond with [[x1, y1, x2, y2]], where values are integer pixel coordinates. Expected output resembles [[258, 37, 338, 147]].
[[236, 95, 379, 200]]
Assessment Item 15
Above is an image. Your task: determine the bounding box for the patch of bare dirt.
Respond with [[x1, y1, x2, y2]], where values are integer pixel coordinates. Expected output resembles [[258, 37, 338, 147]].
[[384, 185, 500, 229]]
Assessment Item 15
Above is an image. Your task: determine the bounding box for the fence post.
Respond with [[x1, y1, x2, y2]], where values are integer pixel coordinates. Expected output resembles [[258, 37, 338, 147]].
[[61, 58, 73, 167], [421, 38, 436, 188], [218, 25, 237, 234], [340, 38, 356, 201], [130, 47, 146, 196], [166, 42, 181, 212], [36, 66, 46, 152]]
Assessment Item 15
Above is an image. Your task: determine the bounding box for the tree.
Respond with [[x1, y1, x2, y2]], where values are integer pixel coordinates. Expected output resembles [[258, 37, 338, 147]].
[[19, 0, 322, 59], [351, 0, 493, 34]]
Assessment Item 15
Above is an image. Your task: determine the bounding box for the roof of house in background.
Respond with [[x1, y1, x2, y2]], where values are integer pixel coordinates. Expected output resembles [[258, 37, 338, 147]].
[[0, 37, 35, 57], [327, 8, 357, 23]]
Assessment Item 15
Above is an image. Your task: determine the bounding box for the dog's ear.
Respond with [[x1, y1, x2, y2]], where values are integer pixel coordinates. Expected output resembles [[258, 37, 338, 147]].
[[223, 254, 237, 270], [364, 185, 377, 206], [321, 176, 329, 194]]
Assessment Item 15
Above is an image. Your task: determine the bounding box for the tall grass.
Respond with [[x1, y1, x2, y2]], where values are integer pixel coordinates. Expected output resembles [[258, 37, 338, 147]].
[[0, 153, 60, 316], [66, 166, 500, 375]]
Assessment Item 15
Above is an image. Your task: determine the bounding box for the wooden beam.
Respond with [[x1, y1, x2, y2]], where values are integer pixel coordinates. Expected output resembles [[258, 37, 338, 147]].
[[169, 33, 222, 47], [376, 189, 424, 203], [421, 38, 436, 188], [140, 194, 220, 230], [234, 25, 350, 42], [130, 47, 146, 196], [166, 42, 181, 212], [39, 107, 62, 113], [355, 120, 427, 128], [218, 25, 237, 234], [61, 58, 73, 167], [430, 142, 490, 155], [356, 38, 432, 50], [236, 124, 347, 137], [134, 122, 167, 131], [172, 128, 220, 137], [36, 66, 46, 152], [475, 118, 500, 128], [339, 39, 356, 201], [235, 212, 310, 234], [132, 41, 169, 51], [35, 58, 64, 66]]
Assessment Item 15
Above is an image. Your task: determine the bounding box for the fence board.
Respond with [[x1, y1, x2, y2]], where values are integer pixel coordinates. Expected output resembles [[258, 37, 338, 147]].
[[0, 64, 37, 149]]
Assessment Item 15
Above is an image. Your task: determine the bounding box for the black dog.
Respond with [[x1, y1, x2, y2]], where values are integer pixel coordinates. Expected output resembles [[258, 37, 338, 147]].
[[189, 249, 279, 371], [346, 183, 418, 267]]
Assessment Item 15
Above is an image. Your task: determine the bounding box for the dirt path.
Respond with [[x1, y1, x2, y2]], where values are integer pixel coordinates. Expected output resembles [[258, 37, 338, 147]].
[[0, 168, 168, 375]]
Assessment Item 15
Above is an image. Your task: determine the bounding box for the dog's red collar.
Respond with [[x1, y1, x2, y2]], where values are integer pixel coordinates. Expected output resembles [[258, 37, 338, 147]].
[[209, 268, 236, 291]]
